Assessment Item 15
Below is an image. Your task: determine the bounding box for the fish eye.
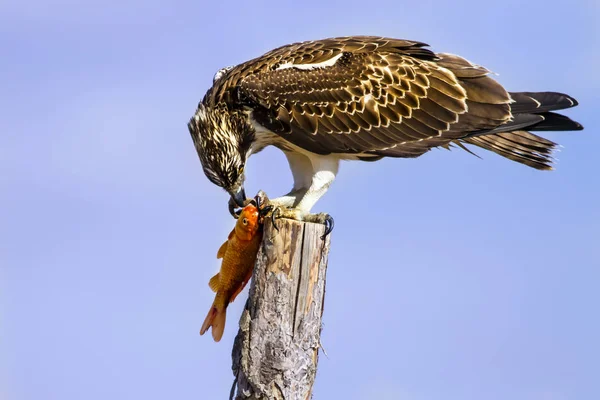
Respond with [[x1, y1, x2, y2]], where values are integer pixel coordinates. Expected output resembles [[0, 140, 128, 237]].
[[242, 218, 248, 225]]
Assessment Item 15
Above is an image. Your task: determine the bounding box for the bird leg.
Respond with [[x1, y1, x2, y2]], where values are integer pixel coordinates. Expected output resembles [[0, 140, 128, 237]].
[[265, 151, 314, 209], [268, 155, 338, 239], [268, 188, 308, 208]]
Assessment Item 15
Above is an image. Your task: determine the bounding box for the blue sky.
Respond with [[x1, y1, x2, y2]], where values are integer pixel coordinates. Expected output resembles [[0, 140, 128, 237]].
[[1, 1, 599, 399]]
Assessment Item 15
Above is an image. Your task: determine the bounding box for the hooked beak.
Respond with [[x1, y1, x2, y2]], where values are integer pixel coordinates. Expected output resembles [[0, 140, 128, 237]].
[[229, 186, 246, 208]]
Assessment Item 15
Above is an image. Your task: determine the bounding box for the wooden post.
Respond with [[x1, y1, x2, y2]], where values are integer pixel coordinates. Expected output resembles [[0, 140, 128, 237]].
[[231, 217, 331, 400]]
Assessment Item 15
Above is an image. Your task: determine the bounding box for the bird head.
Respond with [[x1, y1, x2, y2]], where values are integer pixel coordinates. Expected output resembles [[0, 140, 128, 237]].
[[188, 103, 254, 208]]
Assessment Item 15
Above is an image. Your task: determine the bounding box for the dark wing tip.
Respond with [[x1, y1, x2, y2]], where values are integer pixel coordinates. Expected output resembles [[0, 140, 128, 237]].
[[530, 112, 584, 132], [567, 94, 579, 108], [509, 91, 580, 114]]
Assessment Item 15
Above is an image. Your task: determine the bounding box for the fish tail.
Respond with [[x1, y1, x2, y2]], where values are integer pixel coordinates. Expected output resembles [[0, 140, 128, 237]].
[[199, 295, 228, 342]]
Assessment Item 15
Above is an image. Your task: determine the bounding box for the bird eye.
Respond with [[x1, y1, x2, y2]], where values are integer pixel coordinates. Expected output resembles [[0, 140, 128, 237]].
[[242, 218, 248, 225], [238, 166, 244, 176]]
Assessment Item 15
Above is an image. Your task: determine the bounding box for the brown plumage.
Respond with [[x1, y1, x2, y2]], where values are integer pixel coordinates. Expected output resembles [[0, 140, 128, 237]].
[[198, 36, 582, 170]]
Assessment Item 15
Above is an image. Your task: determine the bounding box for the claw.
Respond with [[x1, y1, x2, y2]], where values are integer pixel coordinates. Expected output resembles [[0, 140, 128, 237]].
[[254, 193, 273, 221], [271, 207, 281, 232], [321, 214, 334, 240], [260, 204, 273, 217], [254, 190, 269, 211], [254, 195, 262, 210]]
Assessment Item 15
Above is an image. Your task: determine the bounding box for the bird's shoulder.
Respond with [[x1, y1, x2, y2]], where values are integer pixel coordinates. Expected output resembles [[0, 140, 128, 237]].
[[203, 36, 437, 107]]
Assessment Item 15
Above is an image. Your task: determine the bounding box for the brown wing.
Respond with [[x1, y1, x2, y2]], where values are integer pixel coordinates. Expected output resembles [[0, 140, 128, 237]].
[[207, 36, 581, 168], [207, 36, 435, 105], [227, 37, 512, 158]]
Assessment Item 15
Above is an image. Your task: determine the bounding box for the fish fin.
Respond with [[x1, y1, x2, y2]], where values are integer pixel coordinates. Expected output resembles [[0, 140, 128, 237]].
[[229, 269, 254, 304], [199, 300, 227, 342], [208, 273, 220, 292], [216, 228, 235, 258], [216, 241, 228, 259], [229, 285, 244, 304]]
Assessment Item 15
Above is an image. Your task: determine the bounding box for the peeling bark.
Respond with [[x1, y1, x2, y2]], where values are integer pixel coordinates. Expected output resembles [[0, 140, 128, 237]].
[[231, 218, 331, 400]]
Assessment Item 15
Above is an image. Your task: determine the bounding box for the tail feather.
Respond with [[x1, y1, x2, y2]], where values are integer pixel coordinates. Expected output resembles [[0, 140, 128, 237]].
[[528, 112, 583, 132], [462, 130, 557, 170], [468, 114, 544, 137], [200, 300, 227, 342], [494, 131, 555, 154], [508, 91, 578, 113], [459, 91, 582, 170]]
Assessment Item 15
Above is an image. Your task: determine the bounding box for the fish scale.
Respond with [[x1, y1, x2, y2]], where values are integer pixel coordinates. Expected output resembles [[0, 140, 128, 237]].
[[200, 203, 263, 342]]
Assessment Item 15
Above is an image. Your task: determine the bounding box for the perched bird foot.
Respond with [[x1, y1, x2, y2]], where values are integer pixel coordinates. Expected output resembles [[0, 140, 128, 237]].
[[305, 212, 335, 240], [228, 190, 274, 221], [269, 206, 334, 240]]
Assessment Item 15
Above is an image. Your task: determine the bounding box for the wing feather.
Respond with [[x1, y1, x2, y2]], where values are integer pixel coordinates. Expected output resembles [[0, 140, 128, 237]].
[[205, 36, 579, 165], [379, 103, 403, 123], [412, 108, 449, 131], [418, 97, 457, 124], [235, 40, 519, 155]]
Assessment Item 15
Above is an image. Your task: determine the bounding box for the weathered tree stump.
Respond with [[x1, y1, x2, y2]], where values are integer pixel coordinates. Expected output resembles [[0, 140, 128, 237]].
[[231, 217, 331, 400]]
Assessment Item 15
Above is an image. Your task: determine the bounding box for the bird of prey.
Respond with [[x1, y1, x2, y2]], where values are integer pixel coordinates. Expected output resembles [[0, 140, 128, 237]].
[[188, 36, 582, 229]]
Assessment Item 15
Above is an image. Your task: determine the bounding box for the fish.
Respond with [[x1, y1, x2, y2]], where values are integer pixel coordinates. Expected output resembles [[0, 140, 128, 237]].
[[200, 202, 264, 342]]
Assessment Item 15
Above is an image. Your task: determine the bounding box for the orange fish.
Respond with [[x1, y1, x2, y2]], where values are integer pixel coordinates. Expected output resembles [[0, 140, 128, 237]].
[[200, 202, 264, 342]]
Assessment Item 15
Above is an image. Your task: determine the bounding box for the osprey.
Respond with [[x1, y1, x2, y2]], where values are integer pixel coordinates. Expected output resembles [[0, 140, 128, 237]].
[[188, 36, 582, 228]]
